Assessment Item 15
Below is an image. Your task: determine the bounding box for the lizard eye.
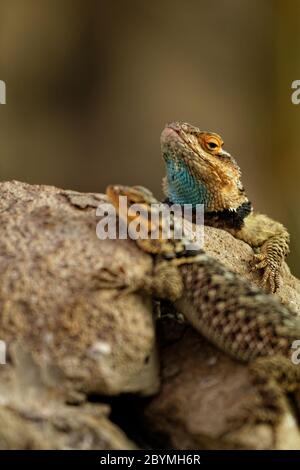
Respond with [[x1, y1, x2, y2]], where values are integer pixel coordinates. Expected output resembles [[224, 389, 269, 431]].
[[208, 142, 218, 149], [202, 133, 223, 154]]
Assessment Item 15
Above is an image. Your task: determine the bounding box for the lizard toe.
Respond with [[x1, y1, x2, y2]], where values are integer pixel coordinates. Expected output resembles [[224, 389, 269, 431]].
[[250, 253, 268, 271], [250, 254, 280, 293]]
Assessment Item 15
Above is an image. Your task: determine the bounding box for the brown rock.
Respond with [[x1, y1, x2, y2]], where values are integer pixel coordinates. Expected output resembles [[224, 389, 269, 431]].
[[0, 397, 137, 450], [203, 224, 300, 313], [1, 180, 300, 450], [143, 221, 300, 450], [0, 180, 159, 398], [145, 319, 300, 450], [185, 222, 300, 313]]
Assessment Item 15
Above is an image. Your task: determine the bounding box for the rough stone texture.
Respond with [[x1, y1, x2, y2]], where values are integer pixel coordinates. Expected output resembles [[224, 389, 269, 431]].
[[0, 342, 138, 449], [0, 180, 159, 399], [0, 180, 300, 449], [0, 400, 138, 450], [188, 223, 300, 314], [145, 318, 300, 450], [144, 212, 300, 449]]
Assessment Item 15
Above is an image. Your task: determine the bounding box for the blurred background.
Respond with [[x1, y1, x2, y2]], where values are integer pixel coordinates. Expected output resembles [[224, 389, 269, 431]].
[[0, 0, 299, 274]]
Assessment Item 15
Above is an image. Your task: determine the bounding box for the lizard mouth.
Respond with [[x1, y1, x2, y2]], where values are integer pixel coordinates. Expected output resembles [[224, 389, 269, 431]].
[[161, 122, 206, 165], [162, 124, 181, 138], [160, 123, 186, 155], [162, 122, 233, 161]]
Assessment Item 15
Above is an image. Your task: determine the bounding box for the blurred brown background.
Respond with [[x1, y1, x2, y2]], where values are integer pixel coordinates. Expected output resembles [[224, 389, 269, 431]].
[[0, 0, 299, 274]]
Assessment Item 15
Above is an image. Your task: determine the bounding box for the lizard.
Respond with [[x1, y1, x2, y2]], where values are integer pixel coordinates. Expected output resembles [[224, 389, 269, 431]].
[[105, 183, 300, 428], [161, 121, 290, 293]]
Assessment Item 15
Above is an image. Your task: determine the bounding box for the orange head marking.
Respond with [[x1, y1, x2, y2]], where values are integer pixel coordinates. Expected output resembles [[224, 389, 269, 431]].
[[199, 132, 224, 156]]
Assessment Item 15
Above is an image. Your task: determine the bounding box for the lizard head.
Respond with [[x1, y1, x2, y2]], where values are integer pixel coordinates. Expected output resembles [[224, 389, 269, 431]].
[[161, 121, 250, 213], [106, 184, 157, 246], [106, 184, 200, 258], [106, 184, 157, 210]]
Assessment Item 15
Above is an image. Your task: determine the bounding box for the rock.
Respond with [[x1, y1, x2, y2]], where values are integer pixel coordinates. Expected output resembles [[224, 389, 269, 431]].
[[144, 318, 300, 450], [0, 180, 300, 449], [0, 399, 137, 450], [0, 180, 159, 398], [0, 342, 139, 450], [185, 223, 300, 313]]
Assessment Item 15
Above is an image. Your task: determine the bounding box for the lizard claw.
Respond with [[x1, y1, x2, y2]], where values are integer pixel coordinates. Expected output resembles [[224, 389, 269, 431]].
[[250, 253, 280, 293], [95, 267, 126, 288]]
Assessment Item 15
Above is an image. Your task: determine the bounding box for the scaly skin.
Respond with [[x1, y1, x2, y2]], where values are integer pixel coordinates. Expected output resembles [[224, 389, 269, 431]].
[[106, 184, 300, 427], [161, 122, 290, 293]]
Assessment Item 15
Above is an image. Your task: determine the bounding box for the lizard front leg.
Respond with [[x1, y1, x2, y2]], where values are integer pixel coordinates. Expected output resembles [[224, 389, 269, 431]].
[[232, 212, 290, 293], [143, 259, 184, 302], [95, 261, 182, 302]]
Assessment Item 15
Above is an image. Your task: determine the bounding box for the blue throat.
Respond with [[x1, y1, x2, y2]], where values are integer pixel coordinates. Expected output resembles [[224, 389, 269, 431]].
[[165, 157, 209, 209]]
